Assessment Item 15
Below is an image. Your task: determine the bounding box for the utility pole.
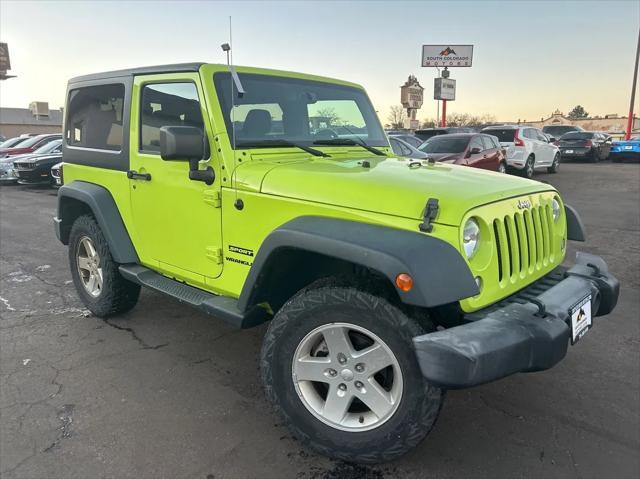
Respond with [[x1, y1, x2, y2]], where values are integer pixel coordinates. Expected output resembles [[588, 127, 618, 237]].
[[625, 27, 640, 140]]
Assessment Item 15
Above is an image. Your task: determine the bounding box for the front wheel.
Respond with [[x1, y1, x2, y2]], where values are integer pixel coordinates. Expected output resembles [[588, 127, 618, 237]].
[[260, 286, 444, 464], [547, 153, 560, 173], [68, 215, 140, 317]]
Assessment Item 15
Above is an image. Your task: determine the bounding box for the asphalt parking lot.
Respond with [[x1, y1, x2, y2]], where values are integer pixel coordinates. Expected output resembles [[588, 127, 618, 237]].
[[1, 162, 638, 479]]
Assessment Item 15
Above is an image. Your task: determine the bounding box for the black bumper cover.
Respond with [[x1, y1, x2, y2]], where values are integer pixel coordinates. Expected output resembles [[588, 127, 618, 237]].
[[412, 252, 619, 389]]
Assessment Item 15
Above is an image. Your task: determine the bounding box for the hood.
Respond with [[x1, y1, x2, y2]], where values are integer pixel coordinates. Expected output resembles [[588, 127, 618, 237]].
[[19, 153, 62, 164], [0, 147, 32, 156], [238, 155, 555, 226], [425, 152, 464, 163]]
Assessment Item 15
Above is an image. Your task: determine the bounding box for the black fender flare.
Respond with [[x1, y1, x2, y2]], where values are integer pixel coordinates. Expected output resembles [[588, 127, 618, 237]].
[[237, 216, 478, 311], [55, 181, 138, 264], [565, 204, 586, 242]]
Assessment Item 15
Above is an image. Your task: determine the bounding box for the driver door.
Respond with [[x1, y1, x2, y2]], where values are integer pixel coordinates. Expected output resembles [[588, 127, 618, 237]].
[[128, 73, 223, 287]]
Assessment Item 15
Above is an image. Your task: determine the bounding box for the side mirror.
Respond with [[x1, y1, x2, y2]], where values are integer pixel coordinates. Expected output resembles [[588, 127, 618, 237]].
[[548, 136, 556, 143], [160, 126, 214, 185], [469, 147, 482, 155]]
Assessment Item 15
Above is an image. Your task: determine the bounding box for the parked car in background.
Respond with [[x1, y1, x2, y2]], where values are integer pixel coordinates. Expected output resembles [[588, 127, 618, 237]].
[[481, 125, 560, 178], [414, 127, 474, 142], [418, 133, 507, 172], [0, 133, 62, 158], [13, 146, 63, 185], [51, 162, 64, 187], [388, 133, 423, 149], [389, 136, 428, 159], [0, 135, 5, 143], [0, 136, 31, 151], [608, 136, 639, 162], [542, 124, 584, 142], [0, 139, 62, 184], [557, 131, 611, 162]]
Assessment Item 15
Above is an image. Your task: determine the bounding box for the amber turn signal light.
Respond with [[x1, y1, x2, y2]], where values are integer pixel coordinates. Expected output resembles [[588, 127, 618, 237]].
[[395, 273, 413, 292]]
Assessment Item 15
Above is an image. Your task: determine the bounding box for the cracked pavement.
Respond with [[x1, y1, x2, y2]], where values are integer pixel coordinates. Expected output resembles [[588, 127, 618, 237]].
[[1, 163, 639, 479]]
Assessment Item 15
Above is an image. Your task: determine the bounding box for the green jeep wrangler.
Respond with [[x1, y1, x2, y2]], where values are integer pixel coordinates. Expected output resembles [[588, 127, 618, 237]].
[[55, 63, 619, 463]]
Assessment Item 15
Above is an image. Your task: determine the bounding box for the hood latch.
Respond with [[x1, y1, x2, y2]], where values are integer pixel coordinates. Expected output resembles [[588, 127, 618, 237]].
[[419, 198, 439, 233]]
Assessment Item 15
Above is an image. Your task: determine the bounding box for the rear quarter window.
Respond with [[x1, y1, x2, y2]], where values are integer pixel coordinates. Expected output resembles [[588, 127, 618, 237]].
[[65, 84, 125, 151], [482, 129, 515, 143]]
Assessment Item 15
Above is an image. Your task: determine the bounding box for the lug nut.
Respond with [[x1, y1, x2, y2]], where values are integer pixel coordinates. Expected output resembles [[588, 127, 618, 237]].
[[354, 381, 364, 389], [326, 368, 337, 377], [355, 363, 364, 372], [338, 383, 347, 391], [337, 353, 347, 365]]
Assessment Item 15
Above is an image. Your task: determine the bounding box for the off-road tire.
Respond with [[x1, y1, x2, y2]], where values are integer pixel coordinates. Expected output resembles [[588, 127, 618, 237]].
[[68, 214, 140, 317], [520, 155, 535, 179], [547, 153, 560, 173], [260, 286, 444, 464]]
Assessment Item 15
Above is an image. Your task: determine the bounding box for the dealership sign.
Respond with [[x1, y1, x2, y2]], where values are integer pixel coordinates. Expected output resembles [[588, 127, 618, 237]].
[[422, 45, 473, 67], [434, 78, 456, 101]]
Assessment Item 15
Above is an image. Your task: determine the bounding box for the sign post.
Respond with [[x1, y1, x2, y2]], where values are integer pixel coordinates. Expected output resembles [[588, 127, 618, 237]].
[[400, 75, 424, 129], [421, 45, 472, 127]]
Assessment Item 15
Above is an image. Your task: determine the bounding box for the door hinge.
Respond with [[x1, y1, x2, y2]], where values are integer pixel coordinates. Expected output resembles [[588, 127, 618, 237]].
[[206, 247, 223, 264], [203, 190, 221, 208]]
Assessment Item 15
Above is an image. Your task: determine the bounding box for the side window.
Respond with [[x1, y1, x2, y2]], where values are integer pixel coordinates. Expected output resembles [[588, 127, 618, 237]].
[[66, 84, 125, 151], [389, 138, 402, 156], [480, 136, 494, 151], [469, 137, 483, 151], [536, 130, 548, 142], [140, 82, 204, 153], [400, 141, 412, 156]]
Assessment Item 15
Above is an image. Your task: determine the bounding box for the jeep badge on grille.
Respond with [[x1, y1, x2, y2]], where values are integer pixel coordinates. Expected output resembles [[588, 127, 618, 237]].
[[517, 199, 532, 209]]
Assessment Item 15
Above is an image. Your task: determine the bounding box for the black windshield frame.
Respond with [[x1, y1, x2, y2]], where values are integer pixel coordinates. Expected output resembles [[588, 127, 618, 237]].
[[213, 72, 388, 149]]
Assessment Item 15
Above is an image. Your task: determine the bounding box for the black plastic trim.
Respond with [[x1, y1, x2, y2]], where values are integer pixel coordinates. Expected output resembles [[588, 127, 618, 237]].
[[119, 264, 269, 328], [237, 216, 478, 312], [565, 204, 586, 241], [412, 251, 619, 389], [68, 63, 205, 83], [55, 181, 138, 264]]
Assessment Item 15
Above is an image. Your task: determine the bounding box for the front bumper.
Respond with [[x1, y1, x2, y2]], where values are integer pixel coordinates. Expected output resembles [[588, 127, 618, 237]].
[[413, 252, 619, 389]]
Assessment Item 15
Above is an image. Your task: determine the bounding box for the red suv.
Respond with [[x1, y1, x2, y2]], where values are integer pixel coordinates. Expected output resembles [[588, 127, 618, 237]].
[[0, 133, 62, 158], [418, 133, 507, 172]]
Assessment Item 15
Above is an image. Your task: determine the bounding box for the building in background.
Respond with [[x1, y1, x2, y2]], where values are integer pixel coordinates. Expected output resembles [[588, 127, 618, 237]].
[[518, 110, 639, 135], [0, 102, 63, 138]]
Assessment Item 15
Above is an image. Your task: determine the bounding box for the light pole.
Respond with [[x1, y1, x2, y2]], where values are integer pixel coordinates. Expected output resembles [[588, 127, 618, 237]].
[[625, 27, 640, 140]]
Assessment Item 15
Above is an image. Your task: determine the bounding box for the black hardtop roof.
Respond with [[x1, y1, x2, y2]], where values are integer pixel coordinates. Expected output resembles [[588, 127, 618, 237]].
[[68, 62, 205, 83]]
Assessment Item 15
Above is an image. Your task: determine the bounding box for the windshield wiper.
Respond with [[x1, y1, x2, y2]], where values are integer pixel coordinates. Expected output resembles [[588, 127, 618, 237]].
[[313, 138, 386, 156], [235, 139, 330, 157]]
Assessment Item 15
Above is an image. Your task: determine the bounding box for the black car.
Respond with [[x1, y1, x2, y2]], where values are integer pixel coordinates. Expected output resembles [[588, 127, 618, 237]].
[[414, 127, 474, 142], [542, 124, 584, 142], [557, 131, 611, 162], [13, 150, 63, 185]]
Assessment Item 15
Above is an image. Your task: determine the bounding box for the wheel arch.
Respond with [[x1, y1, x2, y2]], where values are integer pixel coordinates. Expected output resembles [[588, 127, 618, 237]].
[[237, 216, 479, 314], [56, 181, 138, 264]]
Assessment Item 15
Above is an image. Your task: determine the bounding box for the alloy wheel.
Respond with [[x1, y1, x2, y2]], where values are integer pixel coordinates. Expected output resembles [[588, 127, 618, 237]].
[[292, 322, 403, 432], [76, 236, 103, 297]]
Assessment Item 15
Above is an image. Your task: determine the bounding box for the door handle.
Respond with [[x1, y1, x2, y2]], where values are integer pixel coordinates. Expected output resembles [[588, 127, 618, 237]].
[[127, 170, 152, 181]]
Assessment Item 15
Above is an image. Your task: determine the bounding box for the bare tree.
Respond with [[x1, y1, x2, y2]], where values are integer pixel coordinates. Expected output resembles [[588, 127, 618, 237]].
[[315, 107, 341, 126], [387, 106, 405, 129]]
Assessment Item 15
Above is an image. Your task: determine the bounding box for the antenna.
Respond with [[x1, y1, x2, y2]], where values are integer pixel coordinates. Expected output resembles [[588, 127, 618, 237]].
[[221, 16, 246, 209]]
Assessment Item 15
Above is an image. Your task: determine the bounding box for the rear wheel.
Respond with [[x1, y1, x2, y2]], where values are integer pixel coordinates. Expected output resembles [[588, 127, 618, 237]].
[[590, 148, 600, 163], [520, 156, 535, 179], [547, 153, 560, 173], [498, 162, 507, 174], [260, 286, 444, 463], [68, 215, 140, 317]]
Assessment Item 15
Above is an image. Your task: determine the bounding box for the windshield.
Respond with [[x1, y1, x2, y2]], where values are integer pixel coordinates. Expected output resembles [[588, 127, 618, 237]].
[[214, 72, 387, 148], [12, 135, 50, 148], [481, 129, 516, 143], [0, 137, 29, 148], [33, 139, 62, 154], [419, 137, 469, 153], [561, 132, 593, 140], [543, 125, 577, 136]]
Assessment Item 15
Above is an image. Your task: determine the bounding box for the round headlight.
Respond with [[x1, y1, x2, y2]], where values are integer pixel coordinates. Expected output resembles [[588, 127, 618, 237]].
[[552, 198, 561, 223], [463, 218, 481, 259]]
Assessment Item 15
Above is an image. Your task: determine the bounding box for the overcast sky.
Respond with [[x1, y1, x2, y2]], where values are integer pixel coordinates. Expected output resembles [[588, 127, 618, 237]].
[[1, 0, 638, 122]]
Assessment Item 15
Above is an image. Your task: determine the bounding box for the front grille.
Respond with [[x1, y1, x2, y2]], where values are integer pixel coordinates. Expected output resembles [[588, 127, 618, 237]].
[[14, 163, 33, 170], [492, 204, 555, 284]]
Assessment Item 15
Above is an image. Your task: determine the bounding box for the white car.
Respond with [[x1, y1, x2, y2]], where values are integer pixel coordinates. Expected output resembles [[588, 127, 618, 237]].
[[480, 125, 560, 178]]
